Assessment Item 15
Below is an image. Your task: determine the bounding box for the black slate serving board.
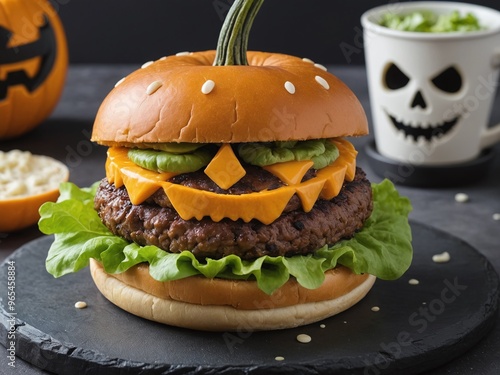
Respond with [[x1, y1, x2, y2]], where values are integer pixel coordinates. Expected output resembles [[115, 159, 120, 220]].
[[0, 221, 498, 375]]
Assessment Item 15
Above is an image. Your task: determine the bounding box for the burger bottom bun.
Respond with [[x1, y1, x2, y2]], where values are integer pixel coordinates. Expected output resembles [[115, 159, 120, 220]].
[[89, 259, 376, 331]]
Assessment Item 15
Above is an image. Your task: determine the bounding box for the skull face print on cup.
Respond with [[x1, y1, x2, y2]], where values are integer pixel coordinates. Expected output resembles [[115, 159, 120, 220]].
[[383, 63, 463, 143], [362, 2, 500, 166]]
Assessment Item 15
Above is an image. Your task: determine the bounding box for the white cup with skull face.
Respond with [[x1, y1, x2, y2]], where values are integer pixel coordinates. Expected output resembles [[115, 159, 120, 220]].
[[361, 2, 500, 166]]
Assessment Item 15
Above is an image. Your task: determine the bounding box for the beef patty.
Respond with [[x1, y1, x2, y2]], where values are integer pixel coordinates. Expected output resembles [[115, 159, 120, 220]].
[[94, 168, 373, 260]]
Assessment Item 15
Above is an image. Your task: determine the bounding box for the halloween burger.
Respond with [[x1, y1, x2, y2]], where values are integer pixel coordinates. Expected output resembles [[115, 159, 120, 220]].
[[40, 0, 412, 331]]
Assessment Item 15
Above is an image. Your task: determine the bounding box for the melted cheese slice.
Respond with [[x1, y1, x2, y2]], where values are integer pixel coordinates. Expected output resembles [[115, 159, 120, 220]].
[[106, 148, 177, 204], [296, 179, 326, 212], [105, 138, 357, 224], [316, 139, 358, 200]]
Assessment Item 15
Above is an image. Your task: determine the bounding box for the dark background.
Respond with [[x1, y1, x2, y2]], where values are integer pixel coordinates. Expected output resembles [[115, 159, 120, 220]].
[[54, 0, 500, 66]]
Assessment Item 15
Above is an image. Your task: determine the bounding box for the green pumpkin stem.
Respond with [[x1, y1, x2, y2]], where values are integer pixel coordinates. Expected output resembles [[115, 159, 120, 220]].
[[214, 0, 264, 66]]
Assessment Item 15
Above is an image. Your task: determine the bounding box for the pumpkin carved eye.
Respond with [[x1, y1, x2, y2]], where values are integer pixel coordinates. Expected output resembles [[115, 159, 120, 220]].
[[0, 0, 68, 140], [0, 24, 12, 48], [0, 16, 57, 98]]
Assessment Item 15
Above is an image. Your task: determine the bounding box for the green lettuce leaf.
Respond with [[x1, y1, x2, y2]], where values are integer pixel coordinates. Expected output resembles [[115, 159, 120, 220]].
[[39, 179, 412, 295]]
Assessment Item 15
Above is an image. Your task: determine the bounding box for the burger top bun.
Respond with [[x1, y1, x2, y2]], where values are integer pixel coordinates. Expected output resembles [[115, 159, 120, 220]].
[[91, 50, 368, 146]]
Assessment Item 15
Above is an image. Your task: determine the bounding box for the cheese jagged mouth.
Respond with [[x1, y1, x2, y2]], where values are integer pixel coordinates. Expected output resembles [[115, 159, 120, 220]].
[[105, 138, 357, 224], [386, 111, 460, 142]]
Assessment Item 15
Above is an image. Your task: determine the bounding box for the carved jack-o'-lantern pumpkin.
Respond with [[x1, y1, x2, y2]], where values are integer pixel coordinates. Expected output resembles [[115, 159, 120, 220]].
[[0, 0, 68, 139]]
